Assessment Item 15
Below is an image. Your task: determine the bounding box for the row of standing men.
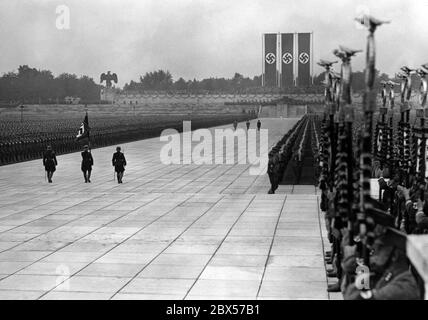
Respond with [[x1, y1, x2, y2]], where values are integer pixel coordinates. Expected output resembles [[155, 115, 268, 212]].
[[42, 145, 127, 184], [319, 127, 427, 299]]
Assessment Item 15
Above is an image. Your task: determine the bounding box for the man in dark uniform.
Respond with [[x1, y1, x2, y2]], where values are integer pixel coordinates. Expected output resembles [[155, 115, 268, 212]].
[[411, 185, 428, 233], [112, 146, 126, 184], [396, 184, 420, 233], [11, 142, 17, 163], [43, 145, 57, 183], [341, 198, 422, 300], [257, 119, 261, 131], [0, 142, 4, 165], [416, 202, 428, 231], [267, 150, 279, 194], [233, 120, 238, 131], [81, 145, 94, 183], [343, 227, 421, 300], [246, 119, 250, 130], [326, 188, 342, 292]]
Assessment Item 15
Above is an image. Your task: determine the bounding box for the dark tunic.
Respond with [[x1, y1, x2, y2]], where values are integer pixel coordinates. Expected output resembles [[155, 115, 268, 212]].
[[43, 150, 57, 172], [267, 154, 279, 193], [343, 270, 421, 300], [112, 151, 126, 173], [81, 151, 94, 172]]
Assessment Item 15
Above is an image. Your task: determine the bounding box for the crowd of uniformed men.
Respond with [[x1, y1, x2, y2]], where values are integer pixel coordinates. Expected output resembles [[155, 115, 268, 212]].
[[0, 114, 253, 166], [267, 114, 320, 193], [317, 15, 427, 299], [266, 15, 427, 300]]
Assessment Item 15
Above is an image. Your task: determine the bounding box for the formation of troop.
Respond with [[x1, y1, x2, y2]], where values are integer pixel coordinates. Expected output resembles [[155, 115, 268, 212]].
[[317, 15, 426, 299], [267, 114, 320, 193], [0, 114, 253, 166], [42, 145, 127, 184], [232, 119, 261, 131], [225, 96, 324, 106]]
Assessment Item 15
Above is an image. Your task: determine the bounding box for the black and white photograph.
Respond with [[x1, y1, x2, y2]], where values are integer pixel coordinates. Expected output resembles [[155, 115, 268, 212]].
[[0, 0, 427, 307]]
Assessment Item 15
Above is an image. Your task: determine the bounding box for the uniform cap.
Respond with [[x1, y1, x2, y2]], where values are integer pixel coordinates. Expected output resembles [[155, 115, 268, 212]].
[[380, 228, 407, 251], [366, 197, 395, 227]]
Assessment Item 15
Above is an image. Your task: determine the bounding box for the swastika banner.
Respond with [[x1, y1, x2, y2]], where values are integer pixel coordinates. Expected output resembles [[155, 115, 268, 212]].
[[297, 33, 311, 87], [264, 33, 277, 87], [281, 33, 294, 88]]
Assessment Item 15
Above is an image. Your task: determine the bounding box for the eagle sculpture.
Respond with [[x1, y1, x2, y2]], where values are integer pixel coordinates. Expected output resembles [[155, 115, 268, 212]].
[[100, 71, 118, 88]]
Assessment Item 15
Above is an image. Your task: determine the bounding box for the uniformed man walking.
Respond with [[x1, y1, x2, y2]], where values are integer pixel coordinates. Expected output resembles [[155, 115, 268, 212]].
[[267, 150, 279, 194], [81, 145, 94, 183], [43, 145, 57, 183], [112, 146, 126, 184], [257, 119, 261, 131], [246, 119, 250, 130]]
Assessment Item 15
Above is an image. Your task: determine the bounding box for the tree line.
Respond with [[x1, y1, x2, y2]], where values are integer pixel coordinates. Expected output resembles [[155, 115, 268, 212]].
[[0, 65, 101, 104], [124, 69, 410, 94], [0, 65, 415, 104], [123, 70, 263, 93]]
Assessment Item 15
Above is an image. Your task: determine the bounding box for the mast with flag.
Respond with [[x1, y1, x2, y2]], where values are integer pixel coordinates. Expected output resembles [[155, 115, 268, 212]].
[[75, 111, 91, 148]]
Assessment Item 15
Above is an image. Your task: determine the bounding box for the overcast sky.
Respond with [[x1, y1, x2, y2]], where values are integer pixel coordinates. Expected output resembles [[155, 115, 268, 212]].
[[0, 0, 427, 86]]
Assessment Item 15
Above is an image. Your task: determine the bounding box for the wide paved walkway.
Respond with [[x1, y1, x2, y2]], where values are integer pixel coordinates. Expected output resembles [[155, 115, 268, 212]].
[[0, 118, 329, 300]]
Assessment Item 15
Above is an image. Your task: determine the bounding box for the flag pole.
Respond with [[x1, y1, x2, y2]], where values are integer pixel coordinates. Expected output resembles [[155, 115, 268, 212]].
[[311, 31, 314, 85], [277, 32, 281, 89], [85, 108, 91, 152], [262, 33, 265, 87], [87, 127, 91, 152]]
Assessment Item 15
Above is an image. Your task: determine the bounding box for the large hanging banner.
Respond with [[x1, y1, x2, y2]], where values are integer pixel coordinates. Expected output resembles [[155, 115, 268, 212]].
[[264, 33, 277, 87], [297, 32, 311, 87], [281, 33, 294, 88]]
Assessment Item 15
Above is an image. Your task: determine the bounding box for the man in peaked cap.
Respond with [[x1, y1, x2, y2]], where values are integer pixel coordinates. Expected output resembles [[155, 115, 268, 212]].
[[43, 145, 58, 183], [233, 120, 238, 131], [378, 174, 400, 215], [246, 119, 251, 130], [414, 195, 428, 232], [267, 150, 279, 194], [81, 145, 94, 183], [343, 227, 421, 300], [365, 196, 395, 228], [341, 197, 394, 292], [112, 146, 127, 184], [396, 184, 421, 233], [342, 197, 422, 300]]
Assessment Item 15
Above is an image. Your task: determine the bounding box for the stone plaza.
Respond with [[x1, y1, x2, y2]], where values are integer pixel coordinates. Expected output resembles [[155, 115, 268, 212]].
[[0, 119, 338, 300]]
